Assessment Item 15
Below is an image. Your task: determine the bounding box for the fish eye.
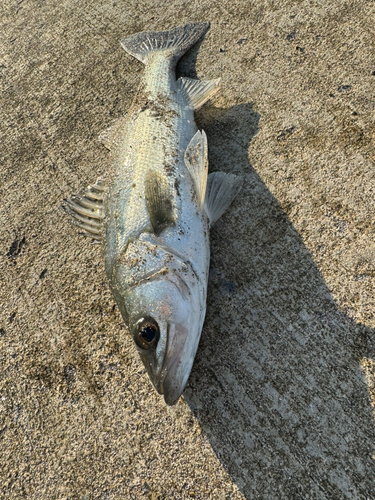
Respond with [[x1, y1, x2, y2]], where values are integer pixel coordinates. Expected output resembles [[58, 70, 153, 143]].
[[133, 317, 160, 350]]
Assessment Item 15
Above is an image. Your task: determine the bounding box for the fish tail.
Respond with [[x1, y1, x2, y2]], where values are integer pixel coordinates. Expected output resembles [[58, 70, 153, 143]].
[[120, 22, 210, 65]]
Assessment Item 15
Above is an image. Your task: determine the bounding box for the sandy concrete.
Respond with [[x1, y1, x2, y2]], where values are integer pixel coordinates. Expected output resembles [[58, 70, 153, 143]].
[[1, 0, 375, 498]]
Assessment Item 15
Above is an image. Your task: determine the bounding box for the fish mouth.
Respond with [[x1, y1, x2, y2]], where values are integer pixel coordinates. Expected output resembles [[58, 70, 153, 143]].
[[138, 322, 183, 402], [154, 319, 201, 406], [161, 356, 194, 406]]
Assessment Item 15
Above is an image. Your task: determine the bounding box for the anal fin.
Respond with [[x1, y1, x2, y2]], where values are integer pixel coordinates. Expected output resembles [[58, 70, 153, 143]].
[[145, 171, 176, 236], [204, 172, 242, 225], [63, 177, 107, 242], [184, 130, 208, 209], [178, 77, 220, 110]]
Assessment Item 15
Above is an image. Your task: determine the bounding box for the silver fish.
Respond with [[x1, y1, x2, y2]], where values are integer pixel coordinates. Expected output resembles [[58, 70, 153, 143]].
[[65, 22, 241, 405]]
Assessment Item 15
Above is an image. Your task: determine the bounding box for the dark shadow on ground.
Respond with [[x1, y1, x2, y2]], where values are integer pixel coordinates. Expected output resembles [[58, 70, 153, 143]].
[[184, 103, 375, 499]]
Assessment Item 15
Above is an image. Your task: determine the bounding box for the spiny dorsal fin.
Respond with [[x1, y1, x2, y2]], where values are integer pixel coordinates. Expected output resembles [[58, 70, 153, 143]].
[[120, 23, 209, 65], [204, 172, 242, 225], [145, 170, 176, 236], [63, 177, 108, 242], [184, 130, 208, 209], [178, 77, 221, 110]]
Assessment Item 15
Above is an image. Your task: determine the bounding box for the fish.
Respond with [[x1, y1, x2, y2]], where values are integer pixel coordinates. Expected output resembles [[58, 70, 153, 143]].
[[64, 22, 242, 405]]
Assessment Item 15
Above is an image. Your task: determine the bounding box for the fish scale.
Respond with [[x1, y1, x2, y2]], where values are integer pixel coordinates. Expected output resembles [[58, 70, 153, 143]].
[[107, 71, 195, 256], [64, 22, 242, 405]]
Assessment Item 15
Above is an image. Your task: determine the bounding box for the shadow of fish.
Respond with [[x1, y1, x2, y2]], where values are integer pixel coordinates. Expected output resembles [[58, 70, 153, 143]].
[[64, 22, 241, 405]]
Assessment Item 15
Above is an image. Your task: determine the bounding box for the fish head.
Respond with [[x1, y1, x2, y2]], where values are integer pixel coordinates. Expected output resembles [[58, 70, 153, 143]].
[[124, 269, 204, 406]]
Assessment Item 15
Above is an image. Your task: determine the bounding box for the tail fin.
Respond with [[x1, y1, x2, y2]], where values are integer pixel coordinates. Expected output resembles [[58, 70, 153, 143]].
[[120, 22, 209, 65]]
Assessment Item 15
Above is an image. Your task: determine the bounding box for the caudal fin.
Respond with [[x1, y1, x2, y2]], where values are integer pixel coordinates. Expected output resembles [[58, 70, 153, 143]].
[[121, 22, 209, 65]]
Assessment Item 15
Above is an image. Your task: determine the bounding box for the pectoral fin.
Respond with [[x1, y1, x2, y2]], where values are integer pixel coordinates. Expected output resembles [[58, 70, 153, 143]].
[[184, 130, 208, 209], [178, 77, 221, 110], [63, 177, 107, 241], [204, 172, 242, 225], [145, 171, 176, 236]]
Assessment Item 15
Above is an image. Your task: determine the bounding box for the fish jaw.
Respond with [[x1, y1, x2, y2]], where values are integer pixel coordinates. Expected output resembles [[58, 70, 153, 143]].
[[158, 320, 203, 405], [137, 315, 203, 406]]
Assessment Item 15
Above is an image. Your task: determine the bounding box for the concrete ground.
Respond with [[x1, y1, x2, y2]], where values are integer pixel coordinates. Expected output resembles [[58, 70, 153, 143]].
[[1, 0, 375, 498]]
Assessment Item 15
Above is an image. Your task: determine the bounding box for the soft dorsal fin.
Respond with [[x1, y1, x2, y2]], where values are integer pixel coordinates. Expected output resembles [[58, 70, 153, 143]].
[[204, 172, 242, 225], [63, 177, 107, 241], [184, 130, 208, 209], [178, 77, 221, 110], [120, 23, 209, 65], [145, 170, 176, 236]]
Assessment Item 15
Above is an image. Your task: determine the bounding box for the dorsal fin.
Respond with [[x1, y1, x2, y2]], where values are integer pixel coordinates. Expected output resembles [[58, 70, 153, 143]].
[[145, 170, 176, 236], [184, 130, 208, 209], [204, 172, 242, 225], [63, 177, 107, 241], [178, 77, 220, 110]]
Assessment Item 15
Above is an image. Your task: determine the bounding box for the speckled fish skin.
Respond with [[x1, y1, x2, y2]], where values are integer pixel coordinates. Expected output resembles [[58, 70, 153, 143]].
[[65, 23, 241, 406]]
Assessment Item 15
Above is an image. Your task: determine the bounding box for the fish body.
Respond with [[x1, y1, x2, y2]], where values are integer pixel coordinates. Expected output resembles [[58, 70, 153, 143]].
[[65, 23, 241, 405]]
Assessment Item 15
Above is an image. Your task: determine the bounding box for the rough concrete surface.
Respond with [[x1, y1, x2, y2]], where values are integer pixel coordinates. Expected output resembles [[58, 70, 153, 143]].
[[1, 0, 375, 498]]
